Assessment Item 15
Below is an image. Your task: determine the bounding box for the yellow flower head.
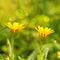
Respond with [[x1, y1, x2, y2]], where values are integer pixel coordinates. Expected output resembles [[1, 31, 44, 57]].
[[6, 22, 24, 33], [57, 51, 60, 59], [35, 26, 54, 38]]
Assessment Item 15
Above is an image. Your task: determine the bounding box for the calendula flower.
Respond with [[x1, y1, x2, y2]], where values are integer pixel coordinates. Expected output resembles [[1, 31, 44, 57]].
[[6, 22, 24, 33], [57, 51, 60, 59], [35, 26, 54, 38]]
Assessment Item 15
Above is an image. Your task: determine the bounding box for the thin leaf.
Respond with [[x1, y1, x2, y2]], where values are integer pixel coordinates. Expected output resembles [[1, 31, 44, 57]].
[[42, 47, 49, 60], [18, 56, 25, 60], [7, 38, 12, 58], [27, 49, 38, 60]]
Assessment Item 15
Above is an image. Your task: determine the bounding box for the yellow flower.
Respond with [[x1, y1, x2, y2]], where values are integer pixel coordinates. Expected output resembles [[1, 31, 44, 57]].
[[57, 51, 60, 59], [35, 26, 54, 38], [6, 22, 24, 33]]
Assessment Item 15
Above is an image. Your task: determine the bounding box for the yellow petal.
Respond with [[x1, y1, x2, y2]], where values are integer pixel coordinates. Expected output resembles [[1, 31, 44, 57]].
[[6, 22, 13, 29], [57, 56, 60, 59], [19, 24, 25, 30], [13, 22, 19, 30], [57, 51, 60, 55]]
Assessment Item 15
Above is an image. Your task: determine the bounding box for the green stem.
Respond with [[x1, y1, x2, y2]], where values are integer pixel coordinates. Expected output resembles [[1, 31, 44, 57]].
[[37, 38, 43, 60], [39, 38, 43, 50], [11, 38, 14, 60]]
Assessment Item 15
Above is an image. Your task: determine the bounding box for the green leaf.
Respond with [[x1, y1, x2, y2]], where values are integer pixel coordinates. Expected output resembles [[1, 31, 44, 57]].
[[42, 47, 49, 60], [27, 49, 38, 60], [7, 38, 14, 60], [7, 38, 12, 58], [18, 56, 25, 60], [37, 47, 49, 60]]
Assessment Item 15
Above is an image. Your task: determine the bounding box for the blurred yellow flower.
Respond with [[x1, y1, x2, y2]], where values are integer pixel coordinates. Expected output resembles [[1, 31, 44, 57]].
[[40, 15, 50, 23], [35, 26, 54, 38], [43, 16, 49, 22], [6, 22, 24, 33], [5, 56, 9, 60], [57, 51, 60, 59]]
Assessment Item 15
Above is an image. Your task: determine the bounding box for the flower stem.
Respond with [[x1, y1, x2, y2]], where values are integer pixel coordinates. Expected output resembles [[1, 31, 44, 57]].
[[10, 37, 14, 60]]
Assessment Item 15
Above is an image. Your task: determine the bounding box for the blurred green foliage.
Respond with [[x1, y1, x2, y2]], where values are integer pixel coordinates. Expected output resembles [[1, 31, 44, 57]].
[[0, 0, 60, 60]]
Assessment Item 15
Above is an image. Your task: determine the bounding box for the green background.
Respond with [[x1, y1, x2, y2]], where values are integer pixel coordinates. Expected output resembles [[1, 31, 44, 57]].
[[0, 0, 60, 60]]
